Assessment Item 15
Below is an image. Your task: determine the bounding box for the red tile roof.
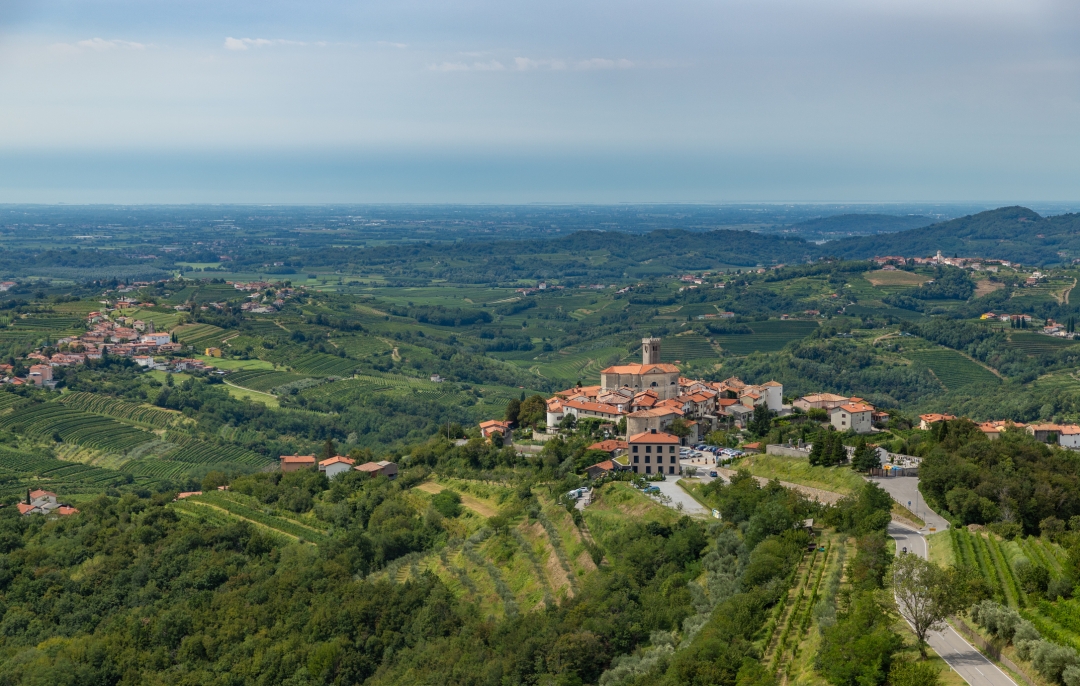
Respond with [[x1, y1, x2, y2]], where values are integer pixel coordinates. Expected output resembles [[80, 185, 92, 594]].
[[587, 440, 628, 452], [280, 454, 316, 464], [627, 431, 681, 444], [319, 456, 355, 467]]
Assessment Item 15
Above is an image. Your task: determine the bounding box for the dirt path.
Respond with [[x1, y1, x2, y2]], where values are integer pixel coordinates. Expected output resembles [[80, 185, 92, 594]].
[[413, 482, 498, 517], [715, 468, 846, 505], [1063, 278, 1077, 305]]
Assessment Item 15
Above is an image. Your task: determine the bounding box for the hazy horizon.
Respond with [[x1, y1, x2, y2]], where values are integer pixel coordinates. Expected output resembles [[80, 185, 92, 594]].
[[2, 0, 1079, 203]]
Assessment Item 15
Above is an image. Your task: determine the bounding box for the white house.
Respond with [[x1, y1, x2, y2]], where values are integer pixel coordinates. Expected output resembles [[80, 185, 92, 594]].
[[141, 333, 171, 346], [830, 403, 874, 434], [318, 456, 355, 479], [1059, 426, 1080, 449]]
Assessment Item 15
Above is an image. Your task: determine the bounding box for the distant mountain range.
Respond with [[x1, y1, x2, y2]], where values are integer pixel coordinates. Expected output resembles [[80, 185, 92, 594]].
[[825, 206, 1080, 265]]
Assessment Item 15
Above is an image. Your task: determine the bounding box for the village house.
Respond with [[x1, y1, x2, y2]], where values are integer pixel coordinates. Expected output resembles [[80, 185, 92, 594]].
[[830, 403, 874, 434], [319, 456, 356, 479], [627, 429, 681, 475], [793, 393, 850, 412], [626, 406, 683, 438], [919, 413, 957, 430], [1025, 424, 1080, 446], [279, 454, 316, 472], [355, 460, 398, 479], [586, 439, 628, 458], [479, 419, 514, 443], [584, 460, 619, 480], [28, 364, 52, 386], [978, 420, 1026, 440], [17, 489, 78, 516]]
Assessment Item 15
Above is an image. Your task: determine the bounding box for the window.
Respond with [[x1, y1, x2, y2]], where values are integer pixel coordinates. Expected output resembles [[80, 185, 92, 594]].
[[645, 446, 651, 453], [670, 456, 676, 464], [645, 456, 651, 463], [633, 455, 639, 463], [669, 446, 675, 453], [632, 446, 638, 453], [645, 466, 652, 474], [633, 466, 639, 473], [669, 466, 675, 474]]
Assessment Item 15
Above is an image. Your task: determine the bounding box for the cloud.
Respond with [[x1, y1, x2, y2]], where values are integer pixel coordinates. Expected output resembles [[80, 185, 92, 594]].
[[429, 60, 506, 71], [63, 38, 147, 50], [378, 41, 409, 49], [224, 37, 306, 51], [514, 57, 633, 71]]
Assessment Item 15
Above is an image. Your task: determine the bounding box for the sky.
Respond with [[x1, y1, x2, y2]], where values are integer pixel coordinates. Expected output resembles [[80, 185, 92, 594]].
[[0, 0, 1079, 203]]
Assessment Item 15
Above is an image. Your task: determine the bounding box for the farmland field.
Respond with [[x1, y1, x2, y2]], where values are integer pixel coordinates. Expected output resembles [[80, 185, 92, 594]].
[[908, 348, 999, 390], [662, 333, 716, 362], [164, 441, 271, 467], [227, 369, 312, 392], [714, 320, 819, 355], [59, 392, 180, 428], [0, 403, 153, 452], [1006, 331, 1080, 356], [863, 270, 929, 287], [174, 323, 229, 349], [11, 316, 83, 332]]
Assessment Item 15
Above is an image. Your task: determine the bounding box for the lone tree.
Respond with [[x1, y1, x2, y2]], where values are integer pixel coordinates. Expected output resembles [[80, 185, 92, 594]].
[[892, 555, 972, 657]]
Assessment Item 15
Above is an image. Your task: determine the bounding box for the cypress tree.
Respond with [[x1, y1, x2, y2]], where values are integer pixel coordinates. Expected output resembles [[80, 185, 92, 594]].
[[809, 429, 825, 466]]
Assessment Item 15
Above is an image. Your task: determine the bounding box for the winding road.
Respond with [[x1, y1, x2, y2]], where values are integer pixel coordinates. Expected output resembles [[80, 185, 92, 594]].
[[884, 484, 1016, 686]]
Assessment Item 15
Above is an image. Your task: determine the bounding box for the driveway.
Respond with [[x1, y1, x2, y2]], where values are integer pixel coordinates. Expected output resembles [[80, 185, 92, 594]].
[[651, 477, 709, 517], [889, 521, 1016, 686], [868, 475, 949, 531]]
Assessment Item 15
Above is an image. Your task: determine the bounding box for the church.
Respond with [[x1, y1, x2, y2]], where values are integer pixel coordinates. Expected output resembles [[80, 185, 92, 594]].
[[599, 337, 681, 400]]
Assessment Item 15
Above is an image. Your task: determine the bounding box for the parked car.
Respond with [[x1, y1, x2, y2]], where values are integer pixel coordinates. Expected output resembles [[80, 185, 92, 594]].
[[709, 471, 718, 478]]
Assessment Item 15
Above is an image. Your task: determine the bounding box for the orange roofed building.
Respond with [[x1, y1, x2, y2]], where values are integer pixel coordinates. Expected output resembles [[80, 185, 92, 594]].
[[355, 460, 398, 480], [280, 454, 316, 472], [479, 420, 513, 442], [600, 337, 681, 400], [919, 414, 956, 430], [627, 429, 681, 475]]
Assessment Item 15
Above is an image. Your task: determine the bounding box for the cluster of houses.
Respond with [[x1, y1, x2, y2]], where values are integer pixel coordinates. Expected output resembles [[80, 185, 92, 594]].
[[793, 393, 890, 435], [918, 414, 1080, 449], [279, 454, 399, 480], [16, 489, 78, 516], [873, 252, 1013, 271], [542, 338, 784, 445]]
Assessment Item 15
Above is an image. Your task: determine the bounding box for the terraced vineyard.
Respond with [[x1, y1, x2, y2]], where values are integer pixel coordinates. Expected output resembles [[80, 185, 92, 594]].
[[120, 459, 189, 480], [59, 392, 180, 428], [174, 323, 229, 349], [950, 528, 1080, 648], [0, 447, 124, 485], [227, 369, 312, 392], [11, 316, 83, 331], [908, 348, 1000, 390], [176, 491, 328, 543], [165, 441, 271, 467], [0, 403, 153, 452], [0, 392, 28, 413], [332, 334, 392, 358], [260, 345, 359, 376], [533, 345, 626, 383], [662, 333, 716, 361], [289, 352, 358, 376], [714, 320, 819, 355], [1006, 331, 1080, 356]]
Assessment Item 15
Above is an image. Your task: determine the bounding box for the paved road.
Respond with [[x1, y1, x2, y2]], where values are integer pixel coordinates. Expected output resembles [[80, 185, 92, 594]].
[[868, 475, 949, 531], [652, 476, 709, 516], [889, 522, 1015, 686]]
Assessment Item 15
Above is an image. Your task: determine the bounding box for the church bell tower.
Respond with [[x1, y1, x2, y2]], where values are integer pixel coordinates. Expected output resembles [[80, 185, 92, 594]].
[[642, 337, 661, 365]]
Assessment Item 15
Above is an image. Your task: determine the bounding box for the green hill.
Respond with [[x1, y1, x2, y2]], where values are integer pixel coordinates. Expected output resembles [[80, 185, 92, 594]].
[[827, 206, 1080, 265]]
